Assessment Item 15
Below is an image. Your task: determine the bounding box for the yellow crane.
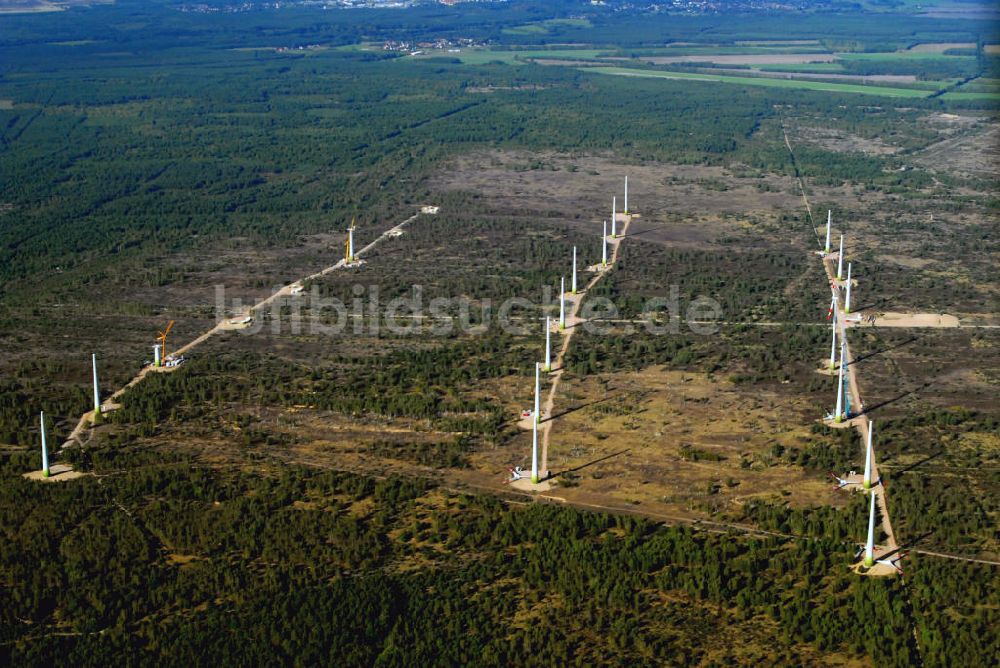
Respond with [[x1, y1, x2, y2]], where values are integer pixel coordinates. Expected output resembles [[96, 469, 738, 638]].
[[156, 320, 175, 366]]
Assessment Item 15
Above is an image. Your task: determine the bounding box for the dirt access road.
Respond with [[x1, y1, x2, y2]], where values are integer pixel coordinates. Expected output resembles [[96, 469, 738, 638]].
[[828, 258, 898, 554], [60, 210, 429, 451], [781, 119, 904, 563], [784, 119, 899, 559], [539, 213, 632, 476]]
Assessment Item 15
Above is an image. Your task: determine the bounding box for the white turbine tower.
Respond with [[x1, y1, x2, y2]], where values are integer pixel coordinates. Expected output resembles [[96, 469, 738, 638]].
[[531, 387, 539, 484], [864, 420, 874, 490], [835, 341, 846, 422], [845, 262, 853, 314], [571, 246, 578, 295], [602, 221, 608, 266], [829, 320, 838, 370], [829, 301, 838, 370], [825, 210, 832, 254], [544, 316, 552, 372], [92, 353, 101, 417], [39, 411, 49, 478], [864, 491, 877, 567], [559, 277, 566, 330], [611, 196, 617, 238], [837, 235, 844, 280], [624, 175, 629, 215], [534, 361, 541, 424]]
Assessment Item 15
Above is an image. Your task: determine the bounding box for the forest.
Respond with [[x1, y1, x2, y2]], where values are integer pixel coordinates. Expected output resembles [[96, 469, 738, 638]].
[[1, 0, 998, 665], [5, 447, 994, 666]]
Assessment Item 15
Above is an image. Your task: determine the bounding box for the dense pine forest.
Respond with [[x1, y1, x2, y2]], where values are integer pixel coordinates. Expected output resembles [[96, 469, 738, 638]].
[[1, 0, 998, 665], [5, 448, 992, 666]]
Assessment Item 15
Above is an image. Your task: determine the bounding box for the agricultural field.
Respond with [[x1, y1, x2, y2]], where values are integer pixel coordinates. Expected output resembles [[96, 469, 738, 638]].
[[428, 48, 609, 65], [584, 66, 936, 98], [424, 40, 997, 99], [502, 17, 593, 36]]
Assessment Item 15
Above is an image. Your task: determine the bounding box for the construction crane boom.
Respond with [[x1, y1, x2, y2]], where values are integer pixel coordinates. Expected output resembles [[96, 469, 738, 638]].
[[157, 320, 175, 362]]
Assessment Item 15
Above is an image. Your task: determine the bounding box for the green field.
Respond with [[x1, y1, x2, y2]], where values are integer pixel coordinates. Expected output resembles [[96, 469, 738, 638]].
[[757, 63, 847, 73], [859, 0, 969, 11], [940, 91, 1000, 101], [906, 79, 962, 90], [501, 24, 548, 36], [503, 17, 592, 36], [839, 51, 977, 62], [670, 65, 951, 92], [735, 39, 822, 46], [584, 66, 933, 98], [431, 48, 607, 65], [951, 77, 1000, 93], [629, 45, 833, 56]]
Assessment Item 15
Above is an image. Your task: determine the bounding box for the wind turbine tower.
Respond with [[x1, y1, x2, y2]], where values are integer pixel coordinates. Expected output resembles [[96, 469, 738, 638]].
[[534, 361, 541, 424], [829, 304, 838, 370], [864, 491, 877, 568], [559, 277, 566, 330], [825, 210, 832, 254], [837, 235, 845, 280], [611, 197, 617, 238], [531, 385, 540, 484], [544, 317, 552, 372], [346, 218, 356, 263], [602, 221, 608, 266], [39, 411, 49, 478], [92, 353, 101, 417], [845, 263, 853, 314], [835, 341, 845, 422], [624, 176, 629, 215], [864, 420, 874, 490], [843, 348, 852, 418], [571, 246, 578, 295]]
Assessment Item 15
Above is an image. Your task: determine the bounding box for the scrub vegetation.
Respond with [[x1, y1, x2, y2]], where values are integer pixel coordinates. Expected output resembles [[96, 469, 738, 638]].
[[1, 1, 997, 665]]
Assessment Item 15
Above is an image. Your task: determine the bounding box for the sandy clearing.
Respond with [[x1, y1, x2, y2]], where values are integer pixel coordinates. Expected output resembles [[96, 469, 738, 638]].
[[23, 464, 88, 482], [876, 254, 936, 269], [912, 123, 1000, 178], [430, 151, 806, 244], [509, 477, 553, 492], [861, 312, 961, 328], [792, 124, 900, 155], [924, 112, 983, 125]]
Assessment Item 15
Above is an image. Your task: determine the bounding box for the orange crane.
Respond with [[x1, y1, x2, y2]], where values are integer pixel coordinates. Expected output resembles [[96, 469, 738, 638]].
[[156, 320, 175, 366]]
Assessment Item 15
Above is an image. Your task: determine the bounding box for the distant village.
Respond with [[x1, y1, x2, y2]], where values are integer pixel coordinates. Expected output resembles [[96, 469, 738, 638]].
[[176, 1, 494, 14], [382, 37, 486, 54], [176, 0, 829, 15]]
